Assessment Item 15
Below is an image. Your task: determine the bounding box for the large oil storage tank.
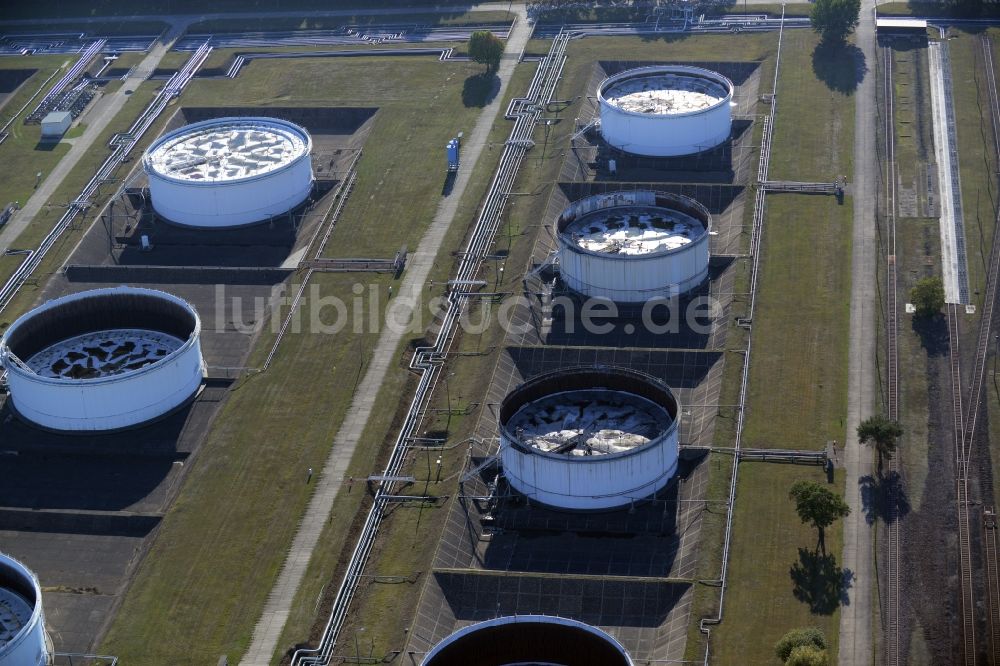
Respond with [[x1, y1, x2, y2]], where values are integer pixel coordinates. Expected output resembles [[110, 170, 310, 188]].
[[0, 287, 204, 432], [598, 65, 734, 157], [557, 189, 711, 302], [143, 116, 314, 228], [422, 615, 633, 666], [499, 367, 680, 511], [0, 554, 49, 666]]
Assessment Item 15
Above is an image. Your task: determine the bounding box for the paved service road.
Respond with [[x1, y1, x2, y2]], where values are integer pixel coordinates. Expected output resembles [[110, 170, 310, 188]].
[[839, 1, 878, 664]]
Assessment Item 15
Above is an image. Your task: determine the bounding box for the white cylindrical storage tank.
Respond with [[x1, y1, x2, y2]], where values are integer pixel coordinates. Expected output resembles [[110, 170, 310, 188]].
[[499, 367, 680, 511], [422, 615, 634, 666], [598, 65, 734, 157], [143, 117, 314, 228], [0, 287, 205, 432], [557, 190, 711, 302], [0, 554, 49, 666]]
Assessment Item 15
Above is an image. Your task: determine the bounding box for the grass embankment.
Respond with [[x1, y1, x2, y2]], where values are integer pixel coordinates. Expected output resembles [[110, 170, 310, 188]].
[[685, 46, 778, 660], [2, 20, 168, 35], [0, 80, 159, 298], [705, 3, 812, 17], [1, 0, 501, 20], [742, 27, 856, 453], [712, 465, 846, 664], [304, 31, 783, 665], [97, 54, 527, 664], [706, 28, 857, 665], [187, 10, 513, 33], [269, 62, 536, 664], [0, 55, 84, 209]]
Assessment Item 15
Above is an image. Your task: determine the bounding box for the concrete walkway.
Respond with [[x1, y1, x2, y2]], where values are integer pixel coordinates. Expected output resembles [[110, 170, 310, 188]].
[[839, 2, 878, 664], [0, 24, 184, 254], [239, 8, 532, 665]]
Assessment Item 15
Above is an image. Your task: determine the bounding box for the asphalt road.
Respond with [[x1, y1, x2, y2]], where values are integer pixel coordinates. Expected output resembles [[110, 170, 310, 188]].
[[839, 1, 879, 664]]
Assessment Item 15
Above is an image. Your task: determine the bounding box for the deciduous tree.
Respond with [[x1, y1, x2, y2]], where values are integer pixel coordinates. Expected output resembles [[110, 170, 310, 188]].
[[775, 627, 827, 663], [910, 276, 945, 318], [469, 30, 503, 73], [786, 644, 829, 666], [810, 0, 861, 42], [857, 414, 904, 475], [789, 480, 850, 553]]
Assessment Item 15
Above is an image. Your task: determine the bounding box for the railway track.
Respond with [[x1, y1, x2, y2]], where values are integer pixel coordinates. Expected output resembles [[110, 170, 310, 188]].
[[942, 35, 1000, 664], [882, 42, 901, 666], [984, 507, 1000, 663], [872, 31, 1000, 666], [948, 302, 977, 665], [964, 37, 1000, 470]]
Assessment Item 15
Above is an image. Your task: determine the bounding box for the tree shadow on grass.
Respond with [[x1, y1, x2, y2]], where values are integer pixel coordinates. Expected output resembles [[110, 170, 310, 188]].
[[462, 72, 500, 108], [912, 313, 949, 357], [638, 32, 692, 44], [811, 39, 866, 94], [790, 548, 854, 614], [859, 471, 911, 526]]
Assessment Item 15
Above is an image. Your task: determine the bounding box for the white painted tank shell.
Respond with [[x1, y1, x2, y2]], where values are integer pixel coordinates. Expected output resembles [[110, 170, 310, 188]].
[[557, 190, 711, 302], [0, 554, 49, 666], [143, 117, 314, 228], [422, 615, 634, 666], [0, 287, 205, 431], [499, 367, 680, 511], [598, 65, 734, 157]]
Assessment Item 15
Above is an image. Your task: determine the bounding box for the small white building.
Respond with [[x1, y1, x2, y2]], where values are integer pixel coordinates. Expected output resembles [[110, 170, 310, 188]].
[[40, 111, 72, 140]]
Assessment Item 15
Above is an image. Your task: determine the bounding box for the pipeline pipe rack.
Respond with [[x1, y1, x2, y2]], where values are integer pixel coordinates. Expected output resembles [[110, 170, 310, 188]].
[[0, 41, 212, 314], [290, 29, 571, 666], [25, 39, 105, 124], [697, 8, 786, 663]]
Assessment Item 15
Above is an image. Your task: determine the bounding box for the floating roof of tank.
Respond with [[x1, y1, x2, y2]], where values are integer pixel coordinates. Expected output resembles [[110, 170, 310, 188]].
[[506, 388, 673, 456], [557, 191, 712, 260], [563, 204, 706, 257], [499, 366, 680, 460], [599, 65, 733, 117], [1, 287, 200, 384], [144, 117, 311, 184]]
